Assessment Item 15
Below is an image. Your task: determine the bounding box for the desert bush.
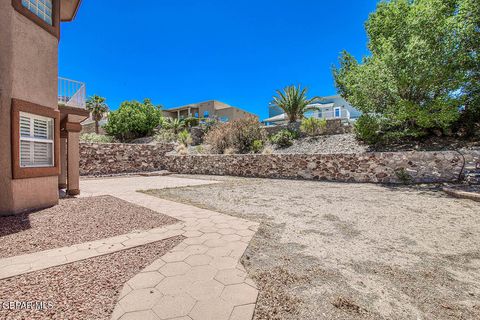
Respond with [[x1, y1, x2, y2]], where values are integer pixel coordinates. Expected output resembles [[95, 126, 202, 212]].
[[175, 144, 188, 156], [183, 117, 199, 128], [80, 133, 114, 143], [223, 147, 236, 155], [300, 117, 327, 136], [251, 140, 264, 153], [204, 116, 267, 154], [177, 130, 192, 146], [104, 99, 162, 141], [201, 116, 220, 133], [395, 168, 413, 184], [270, 129, 296, 148], [154, 129, 177, 143], [262, 145, 274, 155]]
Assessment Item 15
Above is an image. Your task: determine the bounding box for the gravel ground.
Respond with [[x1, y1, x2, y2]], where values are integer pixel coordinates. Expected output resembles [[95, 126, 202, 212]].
[[273, 134, 368, 154], [0, 196, 178, 259], [146, 175, 480, 320], [0, 236, 183, 320]]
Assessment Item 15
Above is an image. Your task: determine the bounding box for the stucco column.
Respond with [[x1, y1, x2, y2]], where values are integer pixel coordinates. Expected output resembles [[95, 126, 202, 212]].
[[67, 131, 80, 195], [58, 137, 67, 189]]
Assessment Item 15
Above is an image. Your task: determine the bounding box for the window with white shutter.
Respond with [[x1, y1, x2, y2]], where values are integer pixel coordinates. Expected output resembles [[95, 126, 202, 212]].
[[19, 112, 54, 167]]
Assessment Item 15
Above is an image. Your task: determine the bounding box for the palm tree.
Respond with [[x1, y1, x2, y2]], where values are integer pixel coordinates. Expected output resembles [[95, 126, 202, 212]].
[[270, 85, 321, 123], [164, 118, 185, 134], [86, 95, 109, 134]]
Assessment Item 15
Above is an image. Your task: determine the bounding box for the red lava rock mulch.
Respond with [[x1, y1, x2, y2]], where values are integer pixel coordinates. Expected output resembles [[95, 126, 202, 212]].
[[0, 195, 178, 259], [0, 236, 184, 320]]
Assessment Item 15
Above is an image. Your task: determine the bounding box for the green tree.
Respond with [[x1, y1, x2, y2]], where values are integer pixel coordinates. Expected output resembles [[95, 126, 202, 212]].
[[85, 95, 109, 134], [456, 0, 480, 135], [104, 99, 162, 141], [333, 0, 479, 141], [270, 85, 320, 123]]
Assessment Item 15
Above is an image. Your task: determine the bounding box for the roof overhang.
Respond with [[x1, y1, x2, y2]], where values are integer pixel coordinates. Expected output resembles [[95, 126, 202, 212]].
[[60, 0, 82, 22], [263, 113, 287, 123]]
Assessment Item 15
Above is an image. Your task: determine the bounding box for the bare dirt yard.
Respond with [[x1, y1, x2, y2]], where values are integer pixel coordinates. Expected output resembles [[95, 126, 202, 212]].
[[144, 175, 480, 320]]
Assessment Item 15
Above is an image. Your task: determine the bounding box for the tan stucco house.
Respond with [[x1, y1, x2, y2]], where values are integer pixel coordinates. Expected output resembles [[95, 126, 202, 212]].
[[163, 100, 258, 122], [0, 0, 87, 215]]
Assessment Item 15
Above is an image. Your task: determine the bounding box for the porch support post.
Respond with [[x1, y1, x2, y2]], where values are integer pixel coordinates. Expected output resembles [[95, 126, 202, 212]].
[[58, 135, 67, 189], [67, 130, 80, 196]]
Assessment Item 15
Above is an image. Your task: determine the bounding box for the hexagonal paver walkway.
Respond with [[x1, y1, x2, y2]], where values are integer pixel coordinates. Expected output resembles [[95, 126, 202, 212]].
[[80, 176, 259, 320], [0, 225, 184, 280]]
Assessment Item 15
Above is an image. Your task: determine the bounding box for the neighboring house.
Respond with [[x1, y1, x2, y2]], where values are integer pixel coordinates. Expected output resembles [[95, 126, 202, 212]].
[[163, 100, 258, 122], [0, 0, 87, 215], [263, 95, 362, 125]]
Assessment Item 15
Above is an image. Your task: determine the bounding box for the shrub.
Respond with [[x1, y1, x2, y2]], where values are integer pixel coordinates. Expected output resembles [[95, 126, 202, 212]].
[[395, 168, 413, 184], [251, 140, 264, 153], [154, 129, 177, 143], [262, 145, 274, 155], [300, 117, 327, 136], [177, 130, 192, 146], [80, 133, 114, 143], [204, 116, 267, 154], [183, 117, 199, 128], [104, 99, 162, 141], [354, 114, 381, 144], [270, 129, 296, 148], [175, 144, 188, 156], [223, 147, 236, 155], [162, 118, 185, 134], [201, 116, 220, 133]]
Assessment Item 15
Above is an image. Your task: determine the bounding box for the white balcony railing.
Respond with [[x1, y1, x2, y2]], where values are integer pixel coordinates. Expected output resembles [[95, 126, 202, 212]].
[[58, 77, 86, 109], [311, 109, 350, 120]]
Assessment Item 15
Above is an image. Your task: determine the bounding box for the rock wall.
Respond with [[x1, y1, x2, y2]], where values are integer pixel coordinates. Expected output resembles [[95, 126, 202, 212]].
[[163, 151, 479, 184], [79, 142, 480, 184], [80, 143, 174, 176], [463, 150, 480, 184]]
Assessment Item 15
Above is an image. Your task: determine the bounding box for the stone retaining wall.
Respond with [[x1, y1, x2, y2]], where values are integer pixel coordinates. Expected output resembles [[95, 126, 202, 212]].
[[79, 142, 480, 184], [164, 150, 480, 184], [80, 143, 174, 176]]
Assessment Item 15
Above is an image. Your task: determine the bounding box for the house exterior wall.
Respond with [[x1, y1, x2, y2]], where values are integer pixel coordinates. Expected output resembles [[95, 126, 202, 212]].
[[163, 100, 258, 122], [0, 1, 15, 214], [320, 96, 362, 120], [0, 2, 59, 215], [267, 95, 362, 124]]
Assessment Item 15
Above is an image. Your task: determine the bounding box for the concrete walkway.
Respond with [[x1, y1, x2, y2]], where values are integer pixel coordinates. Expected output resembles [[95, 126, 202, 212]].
[[80, 176, 260, 320]]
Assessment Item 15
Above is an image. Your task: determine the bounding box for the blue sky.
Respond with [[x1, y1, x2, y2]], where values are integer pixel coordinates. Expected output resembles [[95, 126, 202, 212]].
[[59, 0, 378, 120]]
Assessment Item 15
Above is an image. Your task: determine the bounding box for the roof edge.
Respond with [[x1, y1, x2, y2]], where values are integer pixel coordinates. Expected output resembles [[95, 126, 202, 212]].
[[60, 0, 82, 22]]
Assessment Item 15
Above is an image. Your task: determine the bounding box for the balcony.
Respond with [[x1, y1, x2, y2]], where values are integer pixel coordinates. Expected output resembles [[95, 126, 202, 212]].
[[311, 108, 351, 120], [58, 77, 86, 109]]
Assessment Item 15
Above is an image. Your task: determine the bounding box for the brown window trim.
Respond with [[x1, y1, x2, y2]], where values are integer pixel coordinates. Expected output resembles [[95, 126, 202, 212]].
[[11, 98, 61, 179], [11, 0, 60, 39]]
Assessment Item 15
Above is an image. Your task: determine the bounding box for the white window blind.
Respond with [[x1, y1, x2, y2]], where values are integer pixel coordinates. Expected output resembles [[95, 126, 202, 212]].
[[19, 112, 54, 167], [21, 0, 53, 25]]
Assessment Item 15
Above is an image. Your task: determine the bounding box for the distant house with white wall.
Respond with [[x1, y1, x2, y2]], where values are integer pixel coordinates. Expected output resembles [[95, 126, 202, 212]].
[[263, 95, 361, 125]]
